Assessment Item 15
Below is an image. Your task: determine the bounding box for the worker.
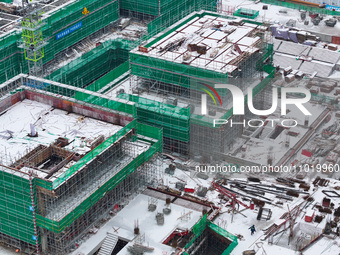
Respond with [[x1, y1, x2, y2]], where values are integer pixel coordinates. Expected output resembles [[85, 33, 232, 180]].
[[15, 249, 20, 253], [249, 225, 256, 235]]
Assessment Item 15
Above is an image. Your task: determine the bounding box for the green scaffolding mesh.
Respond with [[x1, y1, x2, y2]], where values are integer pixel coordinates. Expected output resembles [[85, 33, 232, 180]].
[[118, 93, 191, 142], [0, 168, 38, 245], [35, 121, 162, 233], [120, 0, 215, 17], [233, 8, 259, 19], [184, 215, 238, 255], [42, 0, 119, 63], [85, 61, 129, 92], [146, 0, 217, 35], [46, 40, 130, 87], [0, 0, 120, 84]]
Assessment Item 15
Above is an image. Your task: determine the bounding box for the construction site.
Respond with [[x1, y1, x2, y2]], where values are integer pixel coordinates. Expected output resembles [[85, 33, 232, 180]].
[[1, 0, 340, 254]]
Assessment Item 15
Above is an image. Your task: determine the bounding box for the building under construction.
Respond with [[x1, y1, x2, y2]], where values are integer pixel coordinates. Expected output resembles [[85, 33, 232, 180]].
[[126, 11, 273, 158], [0, 0, 221, 253], [6, 0, 337, 254], [0, 74, 163, 254]]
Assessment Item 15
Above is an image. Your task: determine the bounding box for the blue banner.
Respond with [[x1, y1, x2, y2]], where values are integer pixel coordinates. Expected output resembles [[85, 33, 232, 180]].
[[326, 5, 340, 12], [56, 22, 83, 40]]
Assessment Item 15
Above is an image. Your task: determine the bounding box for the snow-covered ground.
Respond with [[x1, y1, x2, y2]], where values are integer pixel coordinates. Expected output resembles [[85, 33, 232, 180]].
[[0, 246, 16, 255], [70, 193, 202, 255], [223, 0, 340, 36]]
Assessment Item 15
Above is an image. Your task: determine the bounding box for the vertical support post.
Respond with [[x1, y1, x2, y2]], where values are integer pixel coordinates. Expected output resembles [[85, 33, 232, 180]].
[[129, 55, 132, 93], [28, 170, 40, 255], [159, 0, 161, 16]]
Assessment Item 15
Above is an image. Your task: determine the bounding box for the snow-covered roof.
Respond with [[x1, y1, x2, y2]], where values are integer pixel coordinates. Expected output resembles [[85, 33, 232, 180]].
[[273, 53, 302, 70], [309, 47, 340, 64], [276, 40, 311, 56], [0, 99, 122, 170], [134, 14, 264, 74], [299, 61, 335, 78]]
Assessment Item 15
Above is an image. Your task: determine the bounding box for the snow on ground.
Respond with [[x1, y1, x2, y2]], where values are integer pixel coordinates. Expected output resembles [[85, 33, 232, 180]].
[[285, 101, 326, 124], [67, 153, 340, 255], [162, 163, 339, 255], [304, 237, 340, 254], [223, 0, 340, 36], [71, 193, 202, 255], [0, 246, 17, 255], [329, 70, 340, 79], [232, 102, 326, 165]]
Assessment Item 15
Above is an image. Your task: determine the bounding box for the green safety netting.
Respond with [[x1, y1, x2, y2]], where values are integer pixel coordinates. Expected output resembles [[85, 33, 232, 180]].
[[35, 121, 162, 233], [86, 61, 129, 92], [130, 52, 229, 89], [46, 40, 130, 87], [118, 93, 191, 142], [37, 82, 136, 117], [233, 8, 259, 19], [0, 83, 162, 238], [146, 0, 217, 35], [0, 0, 217, 85], [0, 0, 120, 84], [120, 0, 215, 17], [0, 168, 38, 245], [42, 0, 119, 62], [37, 121, 162, 233], [183, 215, 238, 255]]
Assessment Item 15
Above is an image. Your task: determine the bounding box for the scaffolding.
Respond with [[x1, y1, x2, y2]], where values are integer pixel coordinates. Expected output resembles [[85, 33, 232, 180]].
[[260, 0, 340, 16], [233, 8, 259, 19], [46, 39, 131, 87], [126, 11, 274, 157], [118, 91, 191, 155], [0, 75, 162, 254], [0, 0, 120, 84], [183, 215, 238, 255], [19, 2, 47, 77], [0, 0, 215, 86]]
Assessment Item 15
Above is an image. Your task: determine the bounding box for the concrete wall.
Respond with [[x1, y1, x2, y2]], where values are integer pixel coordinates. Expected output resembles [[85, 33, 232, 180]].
[[24, 90, 134, 126]]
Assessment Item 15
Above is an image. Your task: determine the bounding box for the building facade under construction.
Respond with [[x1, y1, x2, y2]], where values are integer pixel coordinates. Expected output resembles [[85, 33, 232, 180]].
[[0, 0, 283, 253], [126, 11, 274, 158], [0, 74, 162, 254]]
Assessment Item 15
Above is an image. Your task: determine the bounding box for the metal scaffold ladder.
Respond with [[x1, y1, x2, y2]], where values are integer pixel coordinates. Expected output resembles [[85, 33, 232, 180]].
[[98, 233, 119, 255]]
